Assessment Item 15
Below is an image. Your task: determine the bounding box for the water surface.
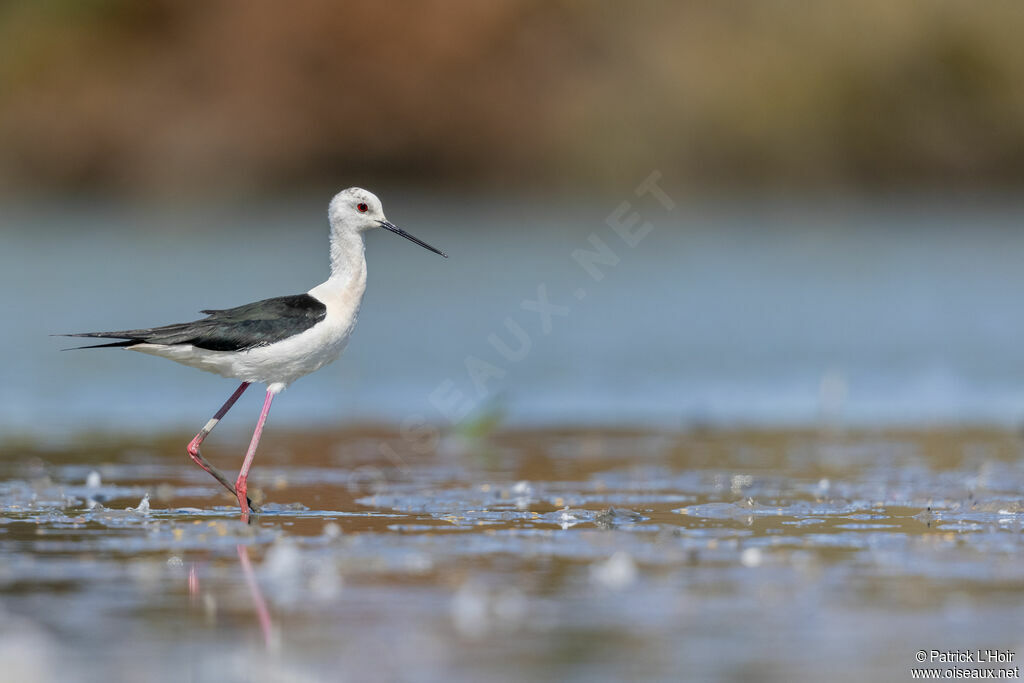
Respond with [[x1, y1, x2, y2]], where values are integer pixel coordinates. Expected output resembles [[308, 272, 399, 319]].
[[2, 426, 1023, 681]]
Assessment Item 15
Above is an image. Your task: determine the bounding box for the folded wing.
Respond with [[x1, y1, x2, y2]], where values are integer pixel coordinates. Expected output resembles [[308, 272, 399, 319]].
[[62, 294, 327, 352]]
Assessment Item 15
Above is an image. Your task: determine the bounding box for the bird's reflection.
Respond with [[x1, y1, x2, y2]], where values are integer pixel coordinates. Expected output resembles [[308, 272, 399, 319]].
[[187, 544, 274, 649], [237, 543, 274, 649]]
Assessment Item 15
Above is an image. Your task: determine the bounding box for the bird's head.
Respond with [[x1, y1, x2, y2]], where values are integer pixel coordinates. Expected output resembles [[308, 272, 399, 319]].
[[328, 187, 447, 258]]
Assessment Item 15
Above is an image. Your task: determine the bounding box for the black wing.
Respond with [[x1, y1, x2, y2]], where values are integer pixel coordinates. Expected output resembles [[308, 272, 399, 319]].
[[62, 294, 327, 352]]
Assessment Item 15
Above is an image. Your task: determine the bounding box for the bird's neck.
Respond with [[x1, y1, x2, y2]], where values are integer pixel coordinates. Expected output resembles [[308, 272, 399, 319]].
[[324, 228, 367, 291]]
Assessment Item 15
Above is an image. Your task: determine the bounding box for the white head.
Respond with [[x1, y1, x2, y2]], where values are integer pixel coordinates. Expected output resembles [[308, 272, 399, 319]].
[[328, 187, 447, 257], [328, 187, 385, 233]]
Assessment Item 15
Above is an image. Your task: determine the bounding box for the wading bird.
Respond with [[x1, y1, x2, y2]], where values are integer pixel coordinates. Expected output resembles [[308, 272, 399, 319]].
[[62, 188, 446, 521]]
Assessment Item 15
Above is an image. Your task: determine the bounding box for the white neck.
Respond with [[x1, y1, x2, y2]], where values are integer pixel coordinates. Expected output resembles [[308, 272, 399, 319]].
[[328, 227, 366, 284], [308, 226, 368, 310]]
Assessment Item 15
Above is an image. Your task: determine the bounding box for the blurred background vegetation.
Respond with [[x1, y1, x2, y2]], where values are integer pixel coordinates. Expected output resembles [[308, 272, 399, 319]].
[[3, 0, 1024, 198]]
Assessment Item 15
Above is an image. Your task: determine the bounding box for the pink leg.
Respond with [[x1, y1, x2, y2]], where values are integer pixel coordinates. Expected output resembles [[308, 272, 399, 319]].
[[235, 389, 275, 522], [187, 382, 260, 511]]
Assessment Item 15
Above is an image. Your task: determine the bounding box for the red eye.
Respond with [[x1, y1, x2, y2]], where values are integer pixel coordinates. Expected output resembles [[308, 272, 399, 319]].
[[357, 203, 368, 213]]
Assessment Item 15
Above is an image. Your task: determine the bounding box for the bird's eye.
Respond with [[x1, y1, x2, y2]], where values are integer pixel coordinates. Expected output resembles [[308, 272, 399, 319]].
[[357, 203, 369, 213]]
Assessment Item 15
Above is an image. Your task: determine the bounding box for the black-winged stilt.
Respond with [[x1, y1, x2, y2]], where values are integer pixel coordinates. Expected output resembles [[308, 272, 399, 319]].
[[62, 188, 446, 521]]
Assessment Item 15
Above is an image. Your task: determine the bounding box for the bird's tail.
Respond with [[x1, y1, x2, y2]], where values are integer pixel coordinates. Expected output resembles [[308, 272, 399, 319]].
[[54, 332, 141, 351], [62, 340, 138, 351]]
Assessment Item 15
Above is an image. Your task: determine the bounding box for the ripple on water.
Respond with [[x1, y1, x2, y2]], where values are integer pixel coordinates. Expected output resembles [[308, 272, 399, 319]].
[[3, 427, 1024, 681]]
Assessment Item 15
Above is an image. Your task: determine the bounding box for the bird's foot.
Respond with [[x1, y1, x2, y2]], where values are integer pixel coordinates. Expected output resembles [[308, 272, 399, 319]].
[[236, 482, 258, 522], [187, 443, 261, 513]]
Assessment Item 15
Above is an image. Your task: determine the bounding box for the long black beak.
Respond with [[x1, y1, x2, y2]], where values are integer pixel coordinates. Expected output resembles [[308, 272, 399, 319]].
[[379, 220, 448, 258]]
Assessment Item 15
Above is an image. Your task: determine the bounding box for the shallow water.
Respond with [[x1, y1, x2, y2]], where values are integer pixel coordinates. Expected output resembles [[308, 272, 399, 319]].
[[2, 426, 1024, 682]]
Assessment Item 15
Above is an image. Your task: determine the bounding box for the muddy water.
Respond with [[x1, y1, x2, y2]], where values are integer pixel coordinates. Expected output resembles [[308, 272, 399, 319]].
[[2, 427, 1023, 682]]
